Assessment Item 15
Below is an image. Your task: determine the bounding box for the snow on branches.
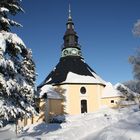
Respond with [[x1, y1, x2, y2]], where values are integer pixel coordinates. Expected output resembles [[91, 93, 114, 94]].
[[0, 31, 36, 125], [0, 0, 36, 126], [0, 0, 23, 31]]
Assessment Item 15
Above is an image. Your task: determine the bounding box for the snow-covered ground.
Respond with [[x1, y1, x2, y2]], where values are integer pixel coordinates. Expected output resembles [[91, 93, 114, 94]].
[[1, 106, 140, 140]]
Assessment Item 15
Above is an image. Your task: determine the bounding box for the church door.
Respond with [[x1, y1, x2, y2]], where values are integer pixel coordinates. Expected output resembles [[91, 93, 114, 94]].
[[81, 100, 87, 113]]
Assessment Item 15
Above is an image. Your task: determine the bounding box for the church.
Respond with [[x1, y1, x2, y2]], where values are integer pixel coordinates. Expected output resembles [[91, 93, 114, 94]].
[[36, 6, 123, 123]]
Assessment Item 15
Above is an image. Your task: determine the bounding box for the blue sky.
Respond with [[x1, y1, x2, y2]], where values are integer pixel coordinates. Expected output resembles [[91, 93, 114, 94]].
[[13, 0, 140, 85]]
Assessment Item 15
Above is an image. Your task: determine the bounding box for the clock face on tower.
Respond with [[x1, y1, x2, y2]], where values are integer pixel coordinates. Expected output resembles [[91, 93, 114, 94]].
[[61, 48, 82, 57], [71, 49, 77, 55]]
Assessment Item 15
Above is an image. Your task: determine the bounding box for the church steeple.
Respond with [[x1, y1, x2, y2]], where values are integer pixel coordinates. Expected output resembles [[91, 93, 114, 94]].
[[61, 4, 82, 58], [38, 4, 106, 87]]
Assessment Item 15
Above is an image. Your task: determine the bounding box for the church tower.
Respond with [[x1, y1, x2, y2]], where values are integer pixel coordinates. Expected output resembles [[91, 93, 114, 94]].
[[62, 5, 82, 58], [38, 5, 107, 118]]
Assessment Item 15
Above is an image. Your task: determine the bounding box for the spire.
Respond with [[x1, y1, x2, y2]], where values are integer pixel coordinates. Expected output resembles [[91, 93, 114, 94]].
[[67, 3, 73, 23], [68, 4, 72, 19]]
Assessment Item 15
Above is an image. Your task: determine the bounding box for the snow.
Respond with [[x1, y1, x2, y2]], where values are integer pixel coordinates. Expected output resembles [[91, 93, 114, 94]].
[[39, 85, 63, 99], [0, 33, 6, 52], [91, 72, 106, 85], [115, 83, 139, 97], [0, 7, 9, 12], [9, 4, 20, 10], [84, 109, 140, 140], [102, 82, 123, 98], [0, 31, 26, 52], [1, 106, 140, 140], [9, 20, 23, 27], [119, 100, 136, 105], [0, 124, 17, 139], [0, 30, 36, 124], [0, 35, 6, 52], [0, 17, 10, 25], [62, 72, 106, 84], [5, 32, 25, 46]]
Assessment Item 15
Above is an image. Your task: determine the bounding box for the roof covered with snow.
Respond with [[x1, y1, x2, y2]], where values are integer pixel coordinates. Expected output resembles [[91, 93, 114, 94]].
[[38, 57, 106, 88], [62, 72, 105, 84], [101, 82, 123, 98], [38, 85, 63, 99]]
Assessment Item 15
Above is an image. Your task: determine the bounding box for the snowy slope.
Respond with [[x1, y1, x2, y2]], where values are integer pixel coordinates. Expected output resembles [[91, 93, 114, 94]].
[[1, 106, 140, 140], [84, 110, 140, 140], [0, 106, 137, 140]]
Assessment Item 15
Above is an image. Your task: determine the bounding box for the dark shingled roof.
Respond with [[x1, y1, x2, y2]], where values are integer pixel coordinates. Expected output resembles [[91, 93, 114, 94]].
[[38, 56, 103, 88]]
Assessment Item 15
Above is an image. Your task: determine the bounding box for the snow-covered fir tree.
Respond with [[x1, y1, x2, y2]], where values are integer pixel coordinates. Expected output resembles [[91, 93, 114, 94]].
[[0, 0, 36, 126]]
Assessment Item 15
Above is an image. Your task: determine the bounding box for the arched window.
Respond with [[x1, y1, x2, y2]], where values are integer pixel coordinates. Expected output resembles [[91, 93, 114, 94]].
[[81, 100, 87, 113]]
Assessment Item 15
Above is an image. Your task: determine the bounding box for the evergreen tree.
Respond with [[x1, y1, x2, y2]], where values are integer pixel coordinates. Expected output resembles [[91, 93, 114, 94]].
[[0, 0, 36, 126]]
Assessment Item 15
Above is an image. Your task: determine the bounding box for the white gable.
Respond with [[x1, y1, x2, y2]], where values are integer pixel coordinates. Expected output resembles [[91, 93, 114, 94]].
[[102, 82, 123, 98]]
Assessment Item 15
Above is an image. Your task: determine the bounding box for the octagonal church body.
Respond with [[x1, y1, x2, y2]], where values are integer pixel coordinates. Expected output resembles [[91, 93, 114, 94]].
[[38, 6, 123, 121]]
